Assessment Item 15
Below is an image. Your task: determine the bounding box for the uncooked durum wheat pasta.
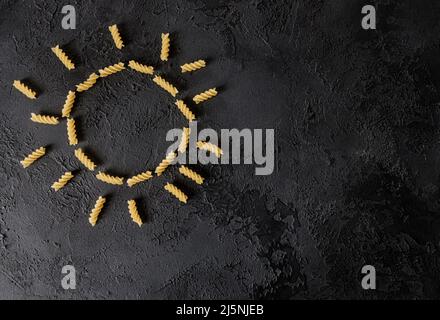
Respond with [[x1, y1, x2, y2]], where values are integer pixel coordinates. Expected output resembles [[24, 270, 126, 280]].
[[96, 171, 124, 185], [13, 80, 37, 99], [128, 60, 154, 75], [127, 200, 143, 227], [20, 147, 46, 168], [89, 196, 106, 226], [174, 100, 195, 122], [51, 171, 74, 191], [108, 24, 124, 49], [160, 33, 170, 61], [67, 118, 78, 145], [178, 127, 190, 153], [196, 141, 223, 158], [74, 148, 96, 171], [155, 152, 176, 176], [30, 113, 59, 125], [127, 170, 153, 187], [76, 73, 99, 92], [178, 165, 204, 185], [164, 183, 188, 204], [181, 59, 206, 73], [98, 62, 125, 77], [193, 88, 218, 104], [153, 75, 178, 97], [51, 45, 75, 70], [61, 90, 76, 118]]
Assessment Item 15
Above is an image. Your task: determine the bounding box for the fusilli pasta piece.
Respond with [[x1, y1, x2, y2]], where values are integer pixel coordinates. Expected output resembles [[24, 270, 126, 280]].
[[128, 60, 154, 75], [99, 62, 125, 77], [160, 33, 170, 61], [127, 170, 153, 187], [108, 24, 124, 50], [155, 152, 176, 176], [153, 75, 178, 97], [181, 59, 206, 73], [67, 118, 78, 145], [174, 100, 195, 122], [178, 127, 190, 153], [127, 200, 143, 227], [164, 183, 188, 204], [13, 80, 37, 99], [30, 113, 59, 125], [51, 171, 74, 191], [193, 88, 218, 104], [196, 141, 223, 158], [178, 165, 204, 185], [20, 147, 46, 168], [76, 73, 99, 92], [62, 90, 76, 118], [51, 45, 75, 70], [89, 196, 106, 226], [96, 171, 124, 185], [74, 148, 96, 171]]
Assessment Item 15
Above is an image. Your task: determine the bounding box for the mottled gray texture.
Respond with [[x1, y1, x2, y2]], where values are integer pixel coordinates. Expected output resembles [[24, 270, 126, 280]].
[[1, 0, 440, 299]]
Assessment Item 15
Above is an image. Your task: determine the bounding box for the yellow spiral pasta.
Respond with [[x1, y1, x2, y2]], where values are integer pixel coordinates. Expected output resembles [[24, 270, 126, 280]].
[[51, 171, 74, 191], [179, 165, 204, 185], [30, 113, 59, 125], [181, 59, 206, 73], [193, 88, 218, 104], [62, 90, 76, 118], [89, 196, 106, 226], [51, 45, 75, 70], [76, 73, 99, 92], [160, 33, 170, 61], [174, 100, 195, 122], [155, 152, 176, 176], [196, 141, 223, 158], [164, 183, 188, 204], [99, 62, 125, 77], [74, 148, 96, 171], [127, 170, 153, 187], [20, 146, 46, 168], [13, 80, 37, 99], [96, 171, 124, 185], [128, 60, 154, 75], [178, 127, 190, 153], [127, 200, 143, 227], [153, 75, 178, 97], [66, 118, 78, 145], [108, 24, 124, 50]]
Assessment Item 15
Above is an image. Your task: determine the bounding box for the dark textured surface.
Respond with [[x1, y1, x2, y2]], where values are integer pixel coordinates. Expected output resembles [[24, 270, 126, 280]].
[[1, 0, 440, 299]]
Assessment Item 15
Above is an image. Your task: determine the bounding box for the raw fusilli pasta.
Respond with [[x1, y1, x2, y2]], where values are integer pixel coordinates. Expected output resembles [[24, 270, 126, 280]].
[[67, 118, 78, 145], [155, 152, 176, 176], [127, 200, 143, 227], [181, 59, 206, 73], [153, 75, 178, 97], [128, 60, 154, 75], [178, 165, 204, 185], [51, 171, 74, 191], [62, 90, 76, 118], [193, 88, 218, 104], [174, 100, 195, 122], [96, 171, 124, 185], [127, 170, 153, 187], [178, 127, 190, 153], [51, 45, 75, 70], [13, 80, 37, 99], [108, 24, 124, 50], [76, 73, 99, 92], [160, 33, 170, 61], [20, 146, 46, 168], [89, 196, 106, 226], [30, 113, 59, 125], [74, 148, 96, 171], [196, 141, 223, 158], [164, 183, 188, 204], [99, 62, 125, 77]]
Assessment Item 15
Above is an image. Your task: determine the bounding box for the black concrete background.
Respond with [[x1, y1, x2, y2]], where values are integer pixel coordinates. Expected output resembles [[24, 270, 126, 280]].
[[1, 0, 440, 299]]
